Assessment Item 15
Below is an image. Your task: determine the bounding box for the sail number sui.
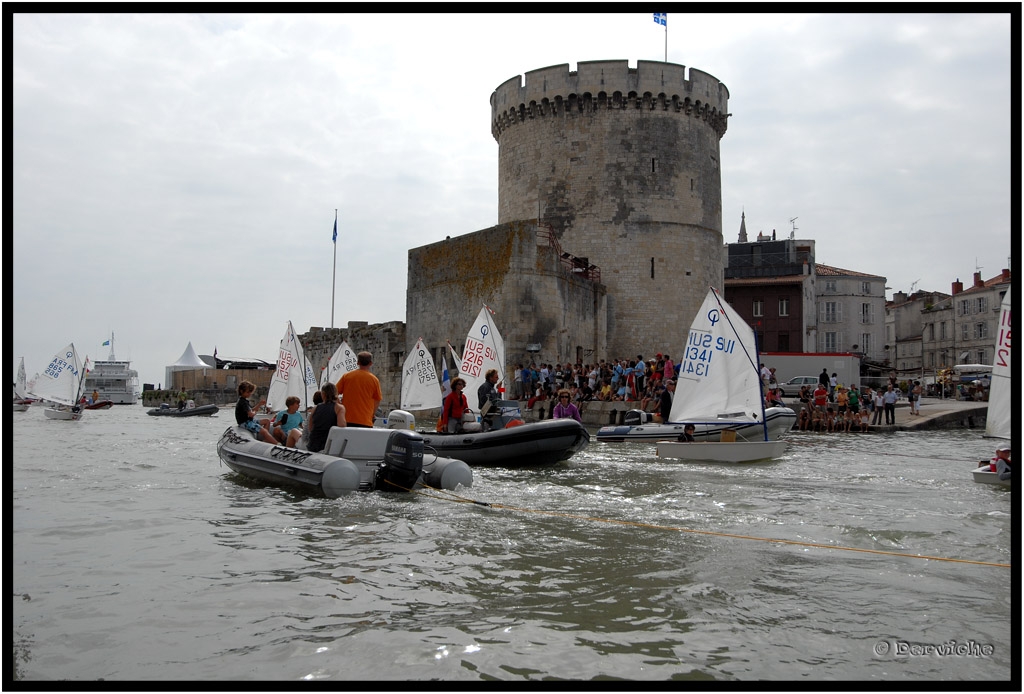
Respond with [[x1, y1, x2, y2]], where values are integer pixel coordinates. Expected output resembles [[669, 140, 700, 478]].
[[681, 332, 736, 377]]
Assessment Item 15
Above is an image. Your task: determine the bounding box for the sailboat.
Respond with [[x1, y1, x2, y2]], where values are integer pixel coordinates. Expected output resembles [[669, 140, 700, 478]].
[[456, 305, 506, 403], [656, 287, 788, 463], [400, 337, 441, 411], [320, 340, 359, 388], [973, 287, 1011, 486], [13, 357, 34, 411], [29, 343, 87, 421], [266, 321, 318, 412]]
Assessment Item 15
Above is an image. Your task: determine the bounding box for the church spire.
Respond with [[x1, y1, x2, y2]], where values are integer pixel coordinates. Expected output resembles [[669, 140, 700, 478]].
[[738, 210, 748, 243]]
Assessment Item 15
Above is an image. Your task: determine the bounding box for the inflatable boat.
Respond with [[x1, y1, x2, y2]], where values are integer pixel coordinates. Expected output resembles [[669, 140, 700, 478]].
[[216, 424, 473, 498], [595, 406, 796, 443], [147, 403, 220, 417], [385, 406, 590, 467], [84, 399, 114, 410]]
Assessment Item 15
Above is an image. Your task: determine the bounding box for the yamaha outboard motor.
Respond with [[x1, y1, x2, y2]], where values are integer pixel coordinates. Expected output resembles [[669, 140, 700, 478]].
[[623, 409, 652, 426], [376, 430, 424, 492]]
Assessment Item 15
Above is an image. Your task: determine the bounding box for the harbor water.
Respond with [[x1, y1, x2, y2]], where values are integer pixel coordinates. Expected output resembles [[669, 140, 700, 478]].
[[11, 405, 1012, 683]]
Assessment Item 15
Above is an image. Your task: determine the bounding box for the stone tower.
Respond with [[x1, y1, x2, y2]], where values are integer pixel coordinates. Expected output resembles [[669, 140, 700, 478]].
[[490, 60, 729, 358]]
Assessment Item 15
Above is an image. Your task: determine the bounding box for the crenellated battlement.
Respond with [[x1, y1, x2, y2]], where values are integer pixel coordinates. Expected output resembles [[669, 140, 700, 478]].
[[490, 60, 730, 140]]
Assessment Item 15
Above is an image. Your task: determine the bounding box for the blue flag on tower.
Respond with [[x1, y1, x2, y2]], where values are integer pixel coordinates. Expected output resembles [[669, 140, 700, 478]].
[[654, 12, 667, 26], [332, 218, 337, 243]]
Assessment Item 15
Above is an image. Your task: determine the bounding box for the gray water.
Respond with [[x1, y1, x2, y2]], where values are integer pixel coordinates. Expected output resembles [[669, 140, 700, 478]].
[[11, 405, 1012, 683]]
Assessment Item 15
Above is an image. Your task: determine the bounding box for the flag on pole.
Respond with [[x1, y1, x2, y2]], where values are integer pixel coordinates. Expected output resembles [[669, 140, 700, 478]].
[[441, 354, 451, 401], [332, 218, 337, 243], [654, 12, 667, 26], [102, 340, 110, 346]]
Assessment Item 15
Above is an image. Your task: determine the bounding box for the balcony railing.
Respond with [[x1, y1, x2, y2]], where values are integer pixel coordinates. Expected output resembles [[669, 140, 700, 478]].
[[537, 224, 601, 283]]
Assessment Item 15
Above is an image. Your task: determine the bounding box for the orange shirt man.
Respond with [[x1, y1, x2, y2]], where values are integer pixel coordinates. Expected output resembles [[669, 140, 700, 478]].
[[336, 351, 382, 427]]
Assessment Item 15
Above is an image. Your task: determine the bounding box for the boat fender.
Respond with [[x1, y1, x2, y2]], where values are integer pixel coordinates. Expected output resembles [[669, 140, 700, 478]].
[[505, 418, 525, 428], [435, 458, 473, 490], [320, 458, 361, 498]]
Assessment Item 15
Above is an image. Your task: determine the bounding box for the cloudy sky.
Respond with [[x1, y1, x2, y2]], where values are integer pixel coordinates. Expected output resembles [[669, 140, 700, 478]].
[[12, 11, 1014, 388]]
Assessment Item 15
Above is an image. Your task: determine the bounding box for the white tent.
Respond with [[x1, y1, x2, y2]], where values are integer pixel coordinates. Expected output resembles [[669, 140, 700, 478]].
[[165, 342, 211, 389]]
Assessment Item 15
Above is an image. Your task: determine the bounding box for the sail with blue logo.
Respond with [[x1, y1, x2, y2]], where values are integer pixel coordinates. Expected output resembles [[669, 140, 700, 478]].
[[669, 287, 764, 427]]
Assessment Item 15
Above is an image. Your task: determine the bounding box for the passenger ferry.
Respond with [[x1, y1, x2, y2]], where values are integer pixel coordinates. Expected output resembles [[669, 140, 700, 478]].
[[82, 333, 139, 405]]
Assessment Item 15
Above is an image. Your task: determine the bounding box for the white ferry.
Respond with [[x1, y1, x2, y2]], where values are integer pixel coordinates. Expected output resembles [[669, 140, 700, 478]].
[[82, 333, 139, 405]]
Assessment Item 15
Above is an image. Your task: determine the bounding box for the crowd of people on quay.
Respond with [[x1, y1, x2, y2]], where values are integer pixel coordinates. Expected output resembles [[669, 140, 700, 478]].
[[789, 368, 920, 433], [505, 354, 681, 415]]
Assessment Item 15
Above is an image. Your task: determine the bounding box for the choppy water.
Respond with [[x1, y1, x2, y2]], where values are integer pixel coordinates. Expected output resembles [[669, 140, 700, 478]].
[[12, 405, 1012, 683]]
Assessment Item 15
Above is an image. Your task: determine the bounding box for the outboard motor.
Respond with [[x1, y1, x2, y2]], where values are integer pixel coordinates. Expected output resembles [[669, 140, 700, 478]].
[[385, 409, 416, 430], [376, 430, 424, 492], [623, 409, 652, 426]]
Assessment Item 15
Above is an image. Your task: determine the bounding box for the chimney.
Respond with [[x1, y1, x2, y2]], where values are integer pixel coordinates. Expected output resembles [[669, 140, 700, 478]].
[[951, 279, 963, 295], [974, 271, 984, 288], [1002, 268, 1010, 282]]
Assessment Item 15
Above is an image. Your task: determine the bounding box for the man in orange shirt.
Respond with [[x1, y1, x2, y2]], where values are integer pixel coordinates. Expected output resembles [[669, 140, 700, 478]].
[[336, 351, 382, 428]]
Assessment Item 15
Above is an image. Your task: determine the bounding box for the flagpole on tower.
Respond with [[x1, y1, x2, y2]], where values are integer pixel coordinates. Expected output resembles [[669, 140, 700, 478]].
[[653, 12, 668, 62], [331, 209, 338, 329]]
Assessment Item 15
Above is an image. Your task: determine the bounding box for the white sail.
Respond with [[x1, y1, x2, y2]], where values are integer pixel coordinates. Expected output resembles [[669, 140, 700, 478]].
[[28, 343, 84, 407], [400, 337, 441, 410], [321, 340, 359, 388], [15, 357, 28, 399], [266, 321, 316, 411], [669, 288, 766, 429], [985, 287, 1011, 439], [459, 305, 505, 402]]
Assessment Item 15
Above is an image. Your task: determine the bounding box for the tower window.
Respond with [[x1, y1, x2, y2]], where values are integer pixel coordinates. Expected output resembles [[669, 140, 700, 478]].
[[652, 158, 658, 173]]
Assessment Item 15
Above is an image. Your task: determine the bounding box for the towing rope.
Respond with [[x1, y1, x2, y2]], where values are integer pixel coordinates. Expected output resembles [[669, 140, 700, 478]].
[[388, 481, 1010, 569]]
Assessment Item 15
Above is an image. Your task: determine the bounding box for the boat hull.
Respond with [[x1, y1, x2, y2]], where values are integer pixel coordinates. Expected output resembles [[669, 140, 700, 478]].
[[84, 400, 114, 410], [148, 404, 220, 417], [44, 406, 84, 421], [596, 407, 796, 443], [972, 467, 1011, 486], [657, 439, 787, 463], [416, 418, 590, 466], [13, 403, 29, 412], [216, 426, 473, 497]]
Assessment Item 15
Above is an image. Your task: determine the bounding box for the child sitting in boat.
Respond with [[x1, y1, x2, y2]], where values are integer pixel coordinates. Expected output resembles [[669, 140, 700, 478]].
[[235, 381, 276, 444], [440, 378, 470, 433], [270, 396, 305, 444]]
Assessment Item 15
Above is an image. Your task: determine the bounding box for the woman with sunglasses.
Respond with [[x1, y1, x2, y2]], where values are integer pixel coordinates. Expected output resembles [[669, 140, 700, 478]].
[[552, 388, 582, 423]]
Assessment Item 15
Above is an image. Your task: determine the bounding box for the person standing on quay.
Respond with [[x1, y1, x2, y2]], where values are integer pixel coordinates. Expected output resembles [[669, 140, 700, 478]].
[[336, 350, 382, 428], [871, 387, 885, 425], [883, 384, 898, 425]]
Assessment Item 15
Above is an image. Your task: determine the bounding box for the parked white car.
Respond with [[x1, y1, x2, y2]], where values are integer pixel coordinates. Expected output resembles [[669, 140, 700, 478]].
[[777, 376, 820, 397]]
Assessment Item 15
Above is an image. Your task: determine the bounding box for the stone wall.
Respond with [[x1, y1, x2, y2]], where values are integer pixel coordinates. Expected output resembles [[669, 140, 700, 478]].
[[407, 220, 607, 370], [299, 321, 407, 411]]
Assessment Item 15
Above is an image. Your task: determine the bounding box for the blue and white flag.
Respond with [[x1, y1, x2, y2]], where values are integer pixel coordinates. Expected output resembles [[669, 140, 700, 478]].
[[653, 12, 667, 26], [441, 353, 451, 401], [332, 218, 337, 243]]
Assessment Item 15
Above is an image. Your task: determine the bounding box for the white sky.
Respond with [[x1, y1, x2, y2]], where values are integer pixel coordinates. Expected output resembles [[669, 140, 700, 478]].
[[12, 11, 1014, 387]]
